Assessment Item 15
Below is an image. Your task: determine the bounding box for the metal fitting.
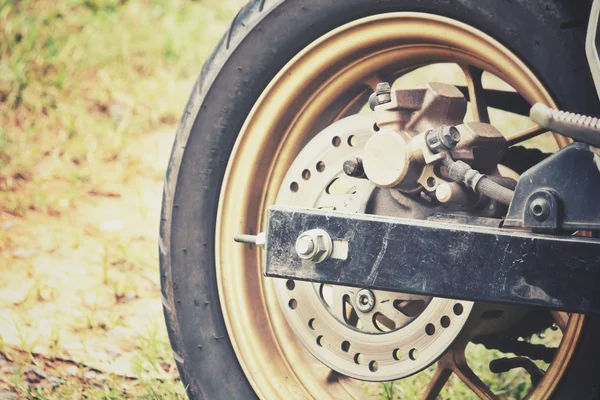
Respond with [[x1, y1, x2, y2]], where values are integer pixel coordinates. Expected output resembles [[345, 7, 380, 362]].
[[295, 229, 333, 263], [368, 82, 392, 110], [343, 157, 366, 178], [233, 232, 266, 248], [435, 182, 470, 204], [426, 126, 461, 153], [355, 289, 375, 313], [529, 198, 551, 222]]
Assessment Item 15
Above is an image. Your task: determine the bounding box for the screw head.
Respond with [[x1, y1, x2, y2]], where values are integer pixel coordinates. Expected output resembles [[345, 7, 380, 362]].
[[355, 289, 375, 313]]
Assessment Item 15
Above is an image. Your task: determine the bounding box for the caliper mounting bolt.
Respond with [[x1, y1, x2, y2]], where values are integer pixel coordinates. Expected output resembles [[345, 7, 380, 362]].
[[426, 126, 461, 153], [368, 82, 392, 110], [295, 229, 333, 263]]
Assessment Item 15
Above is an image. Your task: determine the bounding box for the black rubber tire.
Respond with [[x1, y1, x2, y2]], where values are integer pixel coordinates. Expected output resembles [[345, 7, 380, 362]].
[[160, 0, 600, 398]]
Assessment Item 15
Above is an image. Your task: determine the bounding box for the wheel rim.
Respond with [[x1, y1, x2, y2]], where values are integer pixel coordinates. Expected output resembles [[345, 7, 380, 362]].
[[216, 12, 584, 399]]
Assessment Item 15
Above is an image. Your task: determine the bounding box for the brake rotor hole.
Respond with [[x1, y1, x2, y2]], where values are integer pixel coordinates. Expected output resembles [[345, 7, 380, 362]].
[[290, 182, 299, 192], [453, 303, 463, 316], [369, 361, 379, 372], [316, 335, 323, 346], [341, 341, 351, 352], [286, 280, 295, 291], [425, 323, 435, 336], [302, 169, 311, 180], [427, 177, 436, 187], [308, 318, 315, 330], [440, 316, 450, 328], [409, 349, 419, 361], [373, 123, 380, 132], [373, 313, 396, 332], [354, 353, 364, 364], [332, 136, 341, 147], [392, 349, 402, 360], [347, 135, 357, 147], [316, 161, 325, 172]]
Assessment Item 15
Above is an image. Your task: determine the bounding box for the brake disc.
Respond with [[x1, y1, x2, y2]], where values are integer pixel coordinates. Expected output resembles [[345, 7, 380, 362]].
[[274, 113, 473, 381]]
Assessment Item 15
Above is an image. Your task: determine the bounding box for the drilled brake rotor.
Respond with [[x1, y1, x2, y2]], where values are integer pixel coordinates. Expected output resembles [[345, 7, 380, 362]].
[[274, 113, 473, 381]]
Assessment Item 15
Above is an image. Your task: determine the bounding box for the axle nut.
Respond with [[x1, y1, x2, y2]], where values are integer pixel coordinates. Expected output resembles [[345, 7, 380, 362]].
[[295, 229, 333, 263]]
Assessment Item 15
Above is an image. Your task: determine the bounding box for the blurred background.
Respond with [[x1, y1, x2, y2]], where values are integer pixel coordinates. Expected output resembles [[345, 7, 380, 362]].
[[0, 0, 244, 397]]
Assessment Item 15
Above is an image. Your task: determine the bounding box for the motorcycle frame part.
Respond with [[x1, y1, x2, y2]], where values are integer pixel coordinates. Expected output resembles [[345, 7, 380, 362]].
[[505, 143, 600, 231], [264, 205, 600, 314]]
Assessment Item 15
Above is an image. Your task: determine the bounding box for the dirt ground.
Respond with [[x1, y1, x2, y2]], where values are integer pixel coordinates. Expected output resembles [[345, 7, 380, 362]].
[[0, 128, 181, 397]]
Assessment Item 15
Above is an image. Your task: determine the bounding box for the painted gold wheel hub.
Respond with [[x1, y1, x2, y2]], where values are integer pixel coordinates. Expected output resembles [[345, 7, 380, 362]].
[[216, 12, 584, 399]]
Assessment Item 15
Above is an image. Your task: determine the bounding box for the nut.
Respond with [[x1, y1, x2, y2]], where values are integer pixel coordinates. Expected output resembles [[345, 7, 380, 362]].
[[295, 229, 333, 263]]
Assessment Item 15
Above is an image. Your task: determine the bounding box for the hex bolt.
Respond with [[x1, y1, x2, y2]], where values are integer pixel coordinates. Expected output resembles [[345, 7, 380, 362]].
[[355, 289, 376, 313], [529, 198, 551, 221], [295, 229, 333, 263], [295, 235, 315, 257], [427, 126, 461, 153], [343, 157, 366, 178], [368, 82, 392, 110], [440, 126, 461, 148]]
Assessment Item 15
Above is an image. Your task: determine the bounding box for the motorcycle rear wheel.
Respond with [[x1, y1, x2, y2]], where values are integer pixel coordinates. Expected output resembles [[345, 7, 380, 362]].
[[160, 0, 600, 398]]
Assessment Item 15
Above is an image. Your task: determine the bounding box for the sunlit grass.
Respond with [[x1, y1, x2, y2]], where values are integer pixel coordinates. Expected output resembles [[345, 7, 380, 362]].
[[0, 0, 244, 216]]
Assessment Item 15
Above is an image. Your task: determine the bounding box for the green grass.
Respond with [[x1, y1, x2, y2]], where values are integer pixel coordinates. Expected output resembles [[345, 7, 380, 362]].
[[2, 350, 186, 399], [0, 0, 244, 216]]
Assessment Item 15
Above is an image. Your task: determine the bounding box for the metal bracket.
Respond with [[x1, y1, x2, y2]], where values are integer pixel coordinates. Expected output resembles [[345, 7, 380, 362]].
[[264, 205, 600, 314], [505, 143, 600, 231]]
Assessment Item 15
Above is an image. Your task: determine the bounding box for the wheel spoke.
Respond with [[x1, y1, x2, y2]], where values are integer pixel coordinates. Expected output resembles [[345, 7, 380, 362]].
[[453, 360, 499, 400], [336, 88, 371, 120], [434, 344, 499, 400], [461, 65, 490, 123], [364, 74, 389, 91], [551, 311, 569, 333], [506, 124, 547, 146], [421, 366, 452, 400]]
